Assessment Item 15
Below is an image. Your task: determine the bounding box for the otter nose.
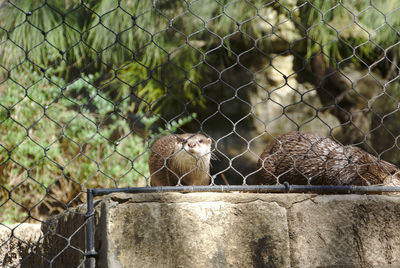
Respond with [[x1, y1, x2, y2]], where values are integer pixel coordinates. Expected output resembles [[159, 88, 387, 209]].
[[188, 142, 196, 148]]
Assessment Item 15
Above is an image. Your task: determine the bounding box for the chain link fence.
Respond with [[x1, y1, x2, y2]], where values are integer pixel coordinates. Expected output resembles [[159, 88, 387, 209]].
[[1, 0, 400, 266]]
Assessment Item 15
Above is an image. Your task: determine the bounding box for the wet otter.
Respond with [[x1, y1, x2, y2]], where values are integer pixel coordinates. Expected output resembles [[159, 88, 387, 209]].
[[255, 131, 400, 186], [149, 133, 212, 186]]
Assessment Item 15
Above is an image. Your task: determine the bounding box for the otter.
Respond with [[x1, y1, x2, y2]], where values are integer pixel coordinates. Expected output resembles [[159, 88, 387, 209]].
[[255, 131, 400, 186], [149, 133, 212, 186]]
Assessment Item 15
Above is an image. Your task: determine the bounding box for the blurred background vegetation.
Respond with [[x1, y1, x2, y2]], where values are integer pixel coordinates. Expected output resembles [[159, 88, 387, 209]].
[[1, 0, 400, 223]]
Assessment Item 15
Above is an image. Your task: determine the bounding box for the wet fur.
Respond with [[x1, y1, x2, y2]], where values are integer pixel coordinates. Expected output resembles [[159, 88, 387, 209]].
[[255, 131, 400, 186]]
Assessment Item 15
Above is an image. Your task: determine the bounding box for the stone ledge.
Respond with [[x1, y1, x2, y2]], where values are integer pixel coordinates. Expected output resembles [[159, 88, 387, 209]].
[[3, 193, 400, 267]]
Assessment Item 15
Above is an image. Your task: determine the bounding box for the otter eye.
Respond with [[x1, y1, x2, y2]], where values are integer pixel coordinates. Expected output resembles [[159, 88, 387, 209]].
[[199, 139, 203, 143]]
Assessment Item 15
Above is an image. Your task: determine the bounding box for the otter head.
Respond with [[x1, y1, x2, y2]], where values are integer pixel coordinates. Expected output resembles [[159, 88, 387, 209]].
[[175, 133, 212, 158]]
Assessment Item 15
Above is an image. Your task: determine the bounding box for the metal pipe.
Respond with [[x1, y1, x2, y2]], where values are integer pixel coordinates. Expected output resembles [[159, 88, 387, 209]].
[[91, 184, 400, 196], [86, 189, 96, 268]]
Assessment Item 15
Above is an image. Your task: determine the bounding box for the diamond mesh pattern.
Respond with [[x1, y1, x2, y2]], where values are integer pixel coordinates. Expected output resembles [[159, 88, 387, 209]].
[[1, 1, 400, 266]]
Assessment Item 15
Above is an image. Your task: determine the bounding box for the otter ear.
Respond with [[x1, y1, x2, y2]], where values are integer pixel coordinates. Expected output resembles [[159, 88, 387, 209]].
[[207, 137, 212, 144]]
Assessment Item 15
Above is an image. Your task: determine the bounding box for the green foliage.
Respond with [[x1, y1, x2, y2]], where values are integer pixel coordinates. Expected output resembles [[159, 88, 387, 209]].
[[0, 66, 196, 223], [0, 0, 95, 74], [0, 0, 284, 111], [0, 69, 149, 223], [3, 0, 399, 78], [302, 0, 400, 64], [158, 113, 197, 135]]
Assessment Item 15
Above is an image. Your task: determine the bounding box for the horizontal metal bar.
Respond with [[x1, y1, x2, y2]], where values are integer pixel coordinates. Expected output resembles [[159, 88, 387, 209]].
[[90, 184, 400, 196]]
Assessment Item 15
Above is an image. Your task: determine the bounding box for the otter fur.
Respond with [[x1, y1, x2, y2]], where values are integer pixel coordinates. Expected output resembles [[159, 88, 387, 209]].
[[149, 133, 212, 186], [255, 131, 400, 186]]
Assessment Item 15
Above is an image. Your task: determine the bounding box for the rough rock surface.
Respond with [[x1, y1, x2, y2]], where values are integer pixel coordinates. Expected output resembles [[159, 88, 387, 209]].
[[289, 194, 400, 267], [96, 193, 400, 267], [97, 193, 293, 268], [0, 223, 42, 267]]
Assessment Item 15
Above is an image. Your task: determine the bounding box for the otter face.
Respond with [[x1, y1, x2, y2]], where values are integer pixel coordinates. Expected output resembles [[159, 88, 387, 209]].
[[170, 134, 212, 176], [176, 133, 212, 157]]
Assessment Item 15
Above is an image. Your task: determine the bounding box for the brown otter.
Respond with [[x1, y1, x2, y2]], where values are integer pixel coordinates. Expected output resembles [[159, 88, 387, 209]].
[[255, 131, 400, 186], [149, 133, 212, 186]]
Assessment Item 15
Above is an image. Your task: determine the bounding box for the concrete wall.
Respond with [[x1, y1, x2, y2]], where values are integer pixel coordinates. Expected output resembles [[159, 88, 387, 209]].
[[3, 193, 400, 267]]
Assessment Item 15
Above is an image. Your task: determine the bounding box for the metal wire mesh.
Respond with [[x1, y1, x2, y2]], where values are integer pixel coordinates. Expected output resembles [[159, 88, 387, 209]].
[[1, 0, 400, 266]]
